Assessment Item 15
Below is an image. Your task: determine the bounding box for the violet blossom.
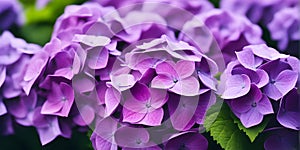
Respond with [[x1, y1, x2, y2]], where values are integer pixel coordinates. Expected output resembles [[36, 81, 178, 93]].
[[219, 44, 298, 127], [0, 0, 23, 31], [0, 31, 40, 135], [165, 132, 208, 150], [20, 1, 218, 147], [264, 128, 299, 150], [180, 9, 264, 64], [220, 0, 298, 24], [268, 5, 300, 53], [277, 88, 300, 130]]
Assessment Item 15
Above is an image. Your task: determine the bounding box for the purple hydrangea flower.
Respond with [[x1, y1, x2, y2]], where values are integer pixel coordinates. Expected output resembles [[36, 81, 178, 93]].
[[90, 117, 118, 150], [165, 132, 208, 150], [180, 9, 264, 64], [0, 31, 40, 135], [219, 44, 299, 127], [264, 128, 299, 150], [41, 82, 75, 117], [32, 107, 71, 145], [114, 126, 161, 149], [151, 60, 199, 96], [220, 0, 298, 23], [268, 5, 300, 52], [22, 2, 218, 147], [0, 0, 23, 30], [0, 97, 6, 116], [277, 88, 300, 130], [122, 82, 169, 126], [229, 84, 273, 127]]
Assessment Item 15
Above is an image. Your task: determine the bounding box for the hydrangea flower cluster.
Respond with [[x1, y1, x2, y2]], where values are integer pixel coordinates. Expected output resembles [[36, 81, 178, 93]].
[[15, 1, 219, 148], [220, 0, 298, 23], [0, 31, 41, 135], [0, 0, 23, 31], [219, 44, 299, 128], [268, 5, 300, 52], [221, 0, 299, 53], [179, 9, 264, 65]]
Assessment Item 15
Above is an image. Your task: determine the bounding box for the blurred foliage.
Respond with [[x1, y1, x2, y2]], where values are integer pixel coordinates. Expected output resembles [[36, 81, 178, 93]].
[[209, 0, 220, 8], [0, 125, 92, 150], [11, 0, 86, 46], [20, 0, 86, 24]]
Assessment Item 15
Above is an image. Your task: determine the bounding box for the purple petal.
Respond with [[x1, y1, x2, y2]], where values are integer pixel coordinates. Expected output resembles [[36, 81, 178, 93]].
[[139, 68, 156, 84], [263, 83, 282, 101], [151, 75, 174, 89], [114, 126, 150, 148], [6, 98, 28, 118], [53, 68, 73, 80], [257, 95, 273, 115], [277, 89, 300, 130], [249, 44, 289, 60], [72, 74, 95, 93], [264, 129, 298, 150], [105, 87, 121, 117], [88, 48, 109, 70], [73, 105, 95, 126], [166, 132, 208, 150], [23, 51, 48, 95], [255, 69, 269, 88], [94, 117, 118, 139], [240, 108, 264, 128], [0, 98, 7, 116], [149, 88, 168, 109], [41, 100, 64, 115], [122, 107, 146, 124], [111, 74, 135, 91], [169, 96, 198, 131], [130, 82, 151, 102], [155, 61, 178, 78], [198, 71, 217, 91], [139, 108, 164, 126], [221, 74, 251, 99], [36, 117, 62, 145], [170, 76, 200, 96], [73, 34, 111, 47], [0, 66, 6, 87], [273, 70, 298, 98], [236, 49, 256, 70], [259, 59, 292, 80], [175, 60, 195, 78]]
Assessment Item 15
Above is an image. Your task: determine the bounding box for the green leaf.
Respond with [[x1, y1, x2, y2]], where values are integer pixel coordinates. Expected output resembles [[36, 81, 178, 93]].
[[231, 113, 270, 142], [204, 97, 223, 129], [23, 0, 86, 24], [205, 103, 251, 150]]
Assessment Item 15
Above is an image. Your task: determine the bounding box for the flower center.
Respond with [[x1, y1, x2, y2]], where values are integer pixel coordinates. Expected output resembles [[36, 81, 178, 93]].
[[145, 103, 151, 108], [136, 139, 142, 145], [61, 96, 67, 101], [173, 79, 178, 83], [251, 102, 257, 107], [179, 144, 186, 150], [270, 80, 276, 84]]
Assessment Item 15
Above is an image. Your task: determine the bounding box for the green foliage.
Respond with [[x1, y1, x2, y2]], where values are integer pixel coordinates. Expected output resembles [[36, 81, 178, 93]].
[[209, 0, 220, 8], [21, 0, 86, 24], [204, 103, 268, 150], [231, 113, 270, 142]]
